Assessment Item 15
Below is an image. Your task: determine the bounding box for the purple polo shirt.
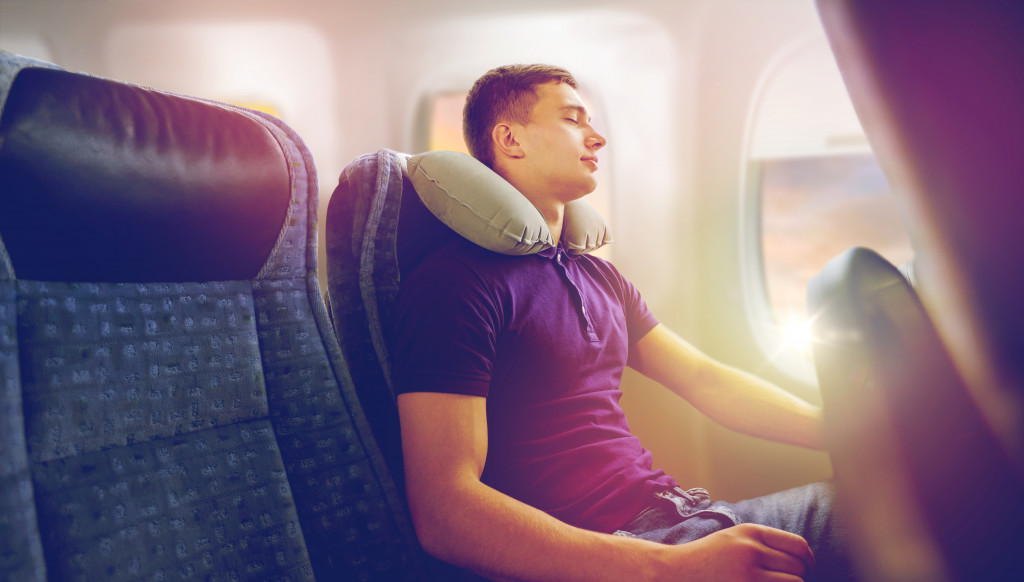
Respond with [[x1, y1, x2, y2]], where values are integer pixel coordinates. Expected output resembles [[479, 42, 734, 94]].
[[392, 238, 678, 533]]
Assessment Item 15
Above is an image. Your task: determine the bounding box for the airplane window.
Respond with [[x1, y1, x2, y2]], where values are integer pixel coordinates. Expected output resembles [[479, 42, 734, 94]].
[[744, 40, 914, 378], [427, 92, 470, 153], [424, 89, 614, 259], [760, 154, 913, 353]]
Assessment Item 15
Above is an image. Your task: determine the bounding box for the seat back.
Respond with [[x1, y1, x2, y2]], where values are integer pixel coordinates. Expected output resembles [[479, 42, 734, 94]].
[[0, 52, 422, 581], [324, 149, 485, 581], [813, 1, 1024, 576], [809, 247, 1024, 582], [815, 0, 1024, 469], [324, 150, 459, 483]]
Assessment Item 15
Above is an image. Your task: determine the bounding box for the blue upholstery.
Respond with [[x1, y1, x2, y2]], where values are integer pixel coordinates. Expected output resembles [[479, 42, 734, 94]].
[[324, 150, 483, 581], [0, 52, 423, 581]]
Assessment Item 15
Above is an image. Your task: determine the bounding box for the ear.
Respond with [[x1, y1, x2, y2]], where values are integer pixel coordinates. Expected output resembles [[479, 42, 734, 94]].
[[491, 123, 525, 160]]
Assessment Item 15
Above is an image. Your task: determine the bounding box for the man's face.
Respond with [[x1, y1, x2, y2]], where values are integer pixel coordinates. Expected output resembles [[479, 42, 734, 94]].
[[513, 81, 606, 202]]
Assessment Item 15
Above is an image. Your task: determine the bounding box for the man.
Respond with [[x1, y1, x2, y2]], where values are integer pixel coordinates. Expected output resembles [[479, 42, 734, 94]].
[[392, 64, 853, 581]]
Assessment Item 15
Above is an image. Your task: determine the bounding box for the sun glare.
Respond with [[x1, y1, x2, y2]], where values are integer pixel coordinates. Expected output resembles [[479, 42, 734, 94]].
[[779, 316, 815, 356]]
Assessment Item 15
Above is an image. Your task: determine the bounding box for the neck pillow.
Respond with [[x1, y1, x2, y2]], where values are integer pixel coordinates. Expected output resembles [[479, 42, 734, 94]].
[[402, 150, 611, 255]]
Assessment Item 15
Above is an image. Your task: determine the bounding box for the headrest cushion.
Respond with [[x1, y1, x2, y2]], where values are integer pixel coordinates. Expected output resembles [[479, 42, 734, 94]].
[[0, 67, 290, 282], [403, 150, 610, 255]]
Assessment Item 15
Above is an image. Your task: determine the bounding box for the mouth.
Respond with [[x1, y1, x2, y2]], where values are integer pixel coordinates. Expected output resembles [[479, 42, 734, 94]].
[[582, 156, 599, 170]]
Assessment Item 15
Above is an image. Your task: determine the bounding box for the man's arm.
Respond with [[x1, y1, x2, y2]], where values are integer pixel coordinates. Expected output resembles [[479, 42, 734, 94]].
[[627, 324, 824, 450], [398, 391, 816, 581]]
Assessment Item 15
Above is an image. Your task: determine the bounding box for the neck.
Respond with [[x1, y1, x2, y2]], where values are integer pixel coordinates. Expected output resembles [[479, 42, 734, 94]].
[[533, 199, 565, 247], [495, 164, 566, 246]]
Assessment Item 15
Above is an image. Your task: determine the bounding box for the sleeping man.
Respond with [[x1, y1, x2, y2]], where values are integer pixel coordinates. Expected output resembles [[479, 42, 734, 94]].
[[391, 64, 856, 582]]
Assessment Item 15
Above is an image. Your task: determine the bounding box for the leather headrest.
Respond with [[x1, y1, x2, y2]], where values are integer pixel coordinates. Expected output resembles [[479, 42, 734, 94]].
[[0, 67, 290, 282]]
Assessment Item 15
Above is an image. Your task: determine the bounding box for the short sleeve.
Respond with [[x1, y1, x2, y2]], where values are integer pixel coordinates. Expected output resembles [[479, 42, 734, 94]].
[[600, 259, 658, 347], [391, 253, 500, 397]]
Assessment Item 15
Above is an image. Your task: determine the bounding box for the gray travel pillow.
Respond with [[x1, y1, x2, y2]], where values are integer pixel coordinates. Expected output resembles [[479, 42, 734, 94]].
[[402, 150, 611, 255]]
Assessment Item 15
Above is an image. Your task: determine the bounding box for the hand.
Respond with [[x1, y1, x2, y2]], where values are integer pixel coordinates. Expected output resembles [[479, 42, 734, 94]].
[[662, 524, 815, 581]]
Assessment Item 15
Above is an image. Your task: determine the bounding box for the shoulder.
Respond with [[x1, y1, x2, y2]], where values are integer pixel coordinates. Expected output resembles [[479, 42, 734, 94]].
[[573, 252, 634, 288], [414, 237, 503, 270], [397, 239, 513, 317], [404, 237, 543, 289]]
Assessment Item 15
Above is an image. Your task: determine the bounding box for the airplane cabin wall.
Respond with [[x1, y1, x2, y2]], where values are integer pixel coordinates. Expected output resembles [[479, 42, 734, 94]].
[[0, 0, 832, 503], [682, 0, 834, 499]]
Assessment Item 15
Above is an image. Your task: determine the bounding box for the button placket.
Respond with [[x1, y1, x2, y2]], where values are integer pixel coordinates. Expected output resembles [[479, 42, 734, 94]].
[[554, 249, 598, 342]]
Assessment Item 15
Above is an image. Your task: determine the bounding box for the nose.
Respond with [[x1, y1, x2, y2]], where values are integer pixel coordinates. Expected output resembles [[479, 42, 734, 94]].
[[587, 129, 606, 151]]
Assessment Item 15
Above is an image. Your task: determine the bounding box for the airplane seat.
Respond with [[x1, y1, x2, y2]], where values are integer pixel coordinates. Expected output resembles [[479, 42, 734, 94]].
[[323, 149, 495, 582], [0, 51, 424, 581], [324, 148, 611, 580], [813, 0, 1024, 577], [896, 258, 917, 289], [807, 247, 1024, 582], [324, 150, 454, 493], [815, 0, 1024, 475]]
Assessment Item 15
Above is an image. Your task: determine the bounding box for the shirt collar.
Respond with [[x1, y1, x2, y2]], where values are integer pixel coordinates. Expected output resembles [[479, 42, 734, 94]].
[[536, 243, 581, 261]]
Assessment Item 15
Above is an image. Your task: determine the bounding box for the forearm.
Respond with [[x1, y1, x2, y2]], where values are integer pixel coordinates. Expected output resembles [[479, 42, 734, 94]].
[[398, 391, 815, 582], [412, 476, 816, 582], [398, 392, 674, 581], [410, 475, 669, 582], [629, 325, 823, 450], [695, 360, 823, 449]]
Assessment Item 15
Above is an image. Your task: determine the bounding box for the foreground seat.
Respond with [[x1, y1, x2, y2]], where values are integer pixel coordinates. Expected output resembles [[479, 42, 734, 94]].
[[0, 51, 422, 581], [808, 247, 1024, 582], [813, 0, 1024, 579]]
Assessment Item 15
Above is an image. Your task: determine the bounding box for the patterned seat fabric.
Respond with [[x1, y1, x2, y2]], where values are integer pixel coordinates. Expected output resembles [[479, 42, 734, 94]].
[[325, 150, 485, 582], [0, 52, 422, 581]]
